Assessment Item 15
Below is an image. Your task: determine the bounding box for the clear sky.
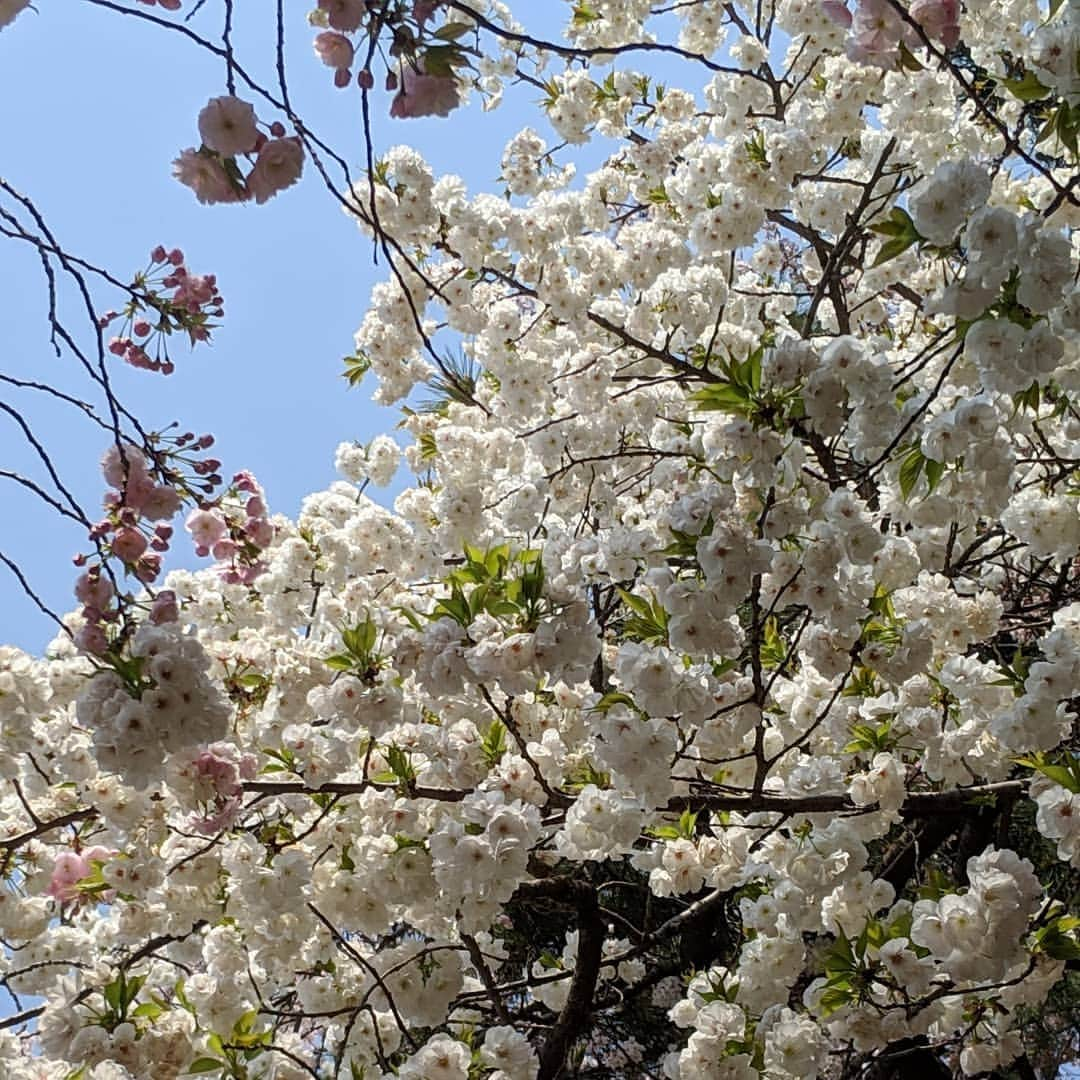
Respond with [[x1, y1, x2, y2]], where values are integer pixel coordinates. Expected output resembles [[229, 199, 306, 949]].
[[0, 0, 573, 654]]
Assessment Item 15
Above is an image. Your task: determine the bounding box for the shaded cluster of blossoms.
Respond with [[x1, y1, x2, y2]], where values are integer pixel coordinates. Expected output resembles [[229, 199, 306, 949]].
[[311, 0, 465, 117], [173, 96, 304, 205], [822, 0, 960, 64]]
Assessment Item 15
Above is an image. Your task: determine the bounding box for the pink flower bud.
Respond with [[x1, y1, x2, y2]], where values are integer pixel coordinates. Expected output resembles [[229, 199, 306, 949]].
[[168, 248, 184, 266], [151, 245, 167, 263], [357, 69, 374, 90], [133, 320, 152, 337]]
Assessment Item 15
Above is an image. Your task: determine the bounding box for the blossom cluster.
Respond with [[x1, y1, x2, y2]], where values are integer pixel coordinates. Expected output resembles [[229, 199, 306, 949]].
[[173, 96, 304, 205], [310, 0, 469, 118], [100, 247, 224, 374]]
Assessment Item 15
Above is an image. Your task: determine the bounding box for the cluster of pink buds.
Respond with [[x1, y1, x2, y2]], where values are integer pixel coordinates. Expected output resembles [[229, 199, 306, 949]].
[[72, 435, 222, 654], [175, 742, 258, 835], [99, 246, 224, 374], [89, 444, 180, 584], [311, 1, 462, 118], [135, 0, 182, 9], [823, 0, 959, 66], [185, 470, 274, 586], [47, 846, 114, 905]]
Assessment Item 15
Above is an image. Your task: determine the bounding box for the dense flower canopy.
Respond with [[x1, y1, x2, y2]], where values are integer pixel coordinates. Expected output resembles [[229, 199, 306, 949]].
[[2, 1, 1080, 1078]]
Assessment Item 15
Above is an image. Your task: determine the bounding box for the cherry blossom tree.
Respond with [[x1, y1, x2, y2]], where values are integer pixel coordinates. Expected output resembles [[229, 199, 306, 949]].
[[2, 1, 1080, 1078]]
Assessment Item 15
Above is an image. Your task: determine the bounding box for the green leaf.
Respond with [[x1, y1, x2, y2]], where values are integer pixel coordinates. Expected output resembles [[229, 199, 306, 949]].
[[761, 616, 787, 669], [481, 719, 508, 768], [896, 41, 924, 72], [818, 984, 854, 1016], [572, 1, 600, 24], [872, 234, 919, 267], [898, 446, 925, 500], [1034, 916, 1080, 960], [384, 744, 417, 785], [618, 588, 654, 621], [924, 456, 945, 493], [870, 207, 921, 267], [690, 382, 751, 415], [869, 207, 917, 239], [421, 45, 467, 78], [1000, 69, 1051, 102], [433, 21, 473, 41], [590, 691, 637, 713], [186, 1058, 224, 1075], [677, 808, 698, 839], [103, 977, 123, 1014], [649, 824, 681, 840], [1016, 752, 1080, 793], [343, 352, 371, 387]]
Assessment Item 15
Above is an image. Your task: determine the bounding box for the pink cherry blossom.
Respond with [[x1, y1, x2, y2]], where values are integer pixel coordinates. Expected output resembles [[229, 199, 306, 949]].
[[134, 553, 162, 583], [101, 444, 149, 489], [183, 743, 259, 834], [314, 31, 354, 71], [246, 137, 305, 204], [74, 621, 108, 657], [186, 508, 228, 552], [412, 0, 443, 23], [317, 0, 365, 32], [140, 484, 183, 522], [47, 846, 112, 903], [909, 0, 960, 46], [149, 589, 179, 625], [173, 148, 244, 205], [197, 95, 260, 156], [0, 0, 30, 30], [821, 0, 852, 27], [211, 538, 238, 561], [74, 570, 114, 609], [390, 62, 461, 119], [111, 527, 148, 564]]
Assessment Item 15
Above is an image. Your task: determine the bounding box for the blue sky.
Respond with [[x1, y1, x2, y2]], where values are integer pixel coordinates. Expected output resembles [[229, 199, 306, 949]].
[[0, 0, 577, 653]]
